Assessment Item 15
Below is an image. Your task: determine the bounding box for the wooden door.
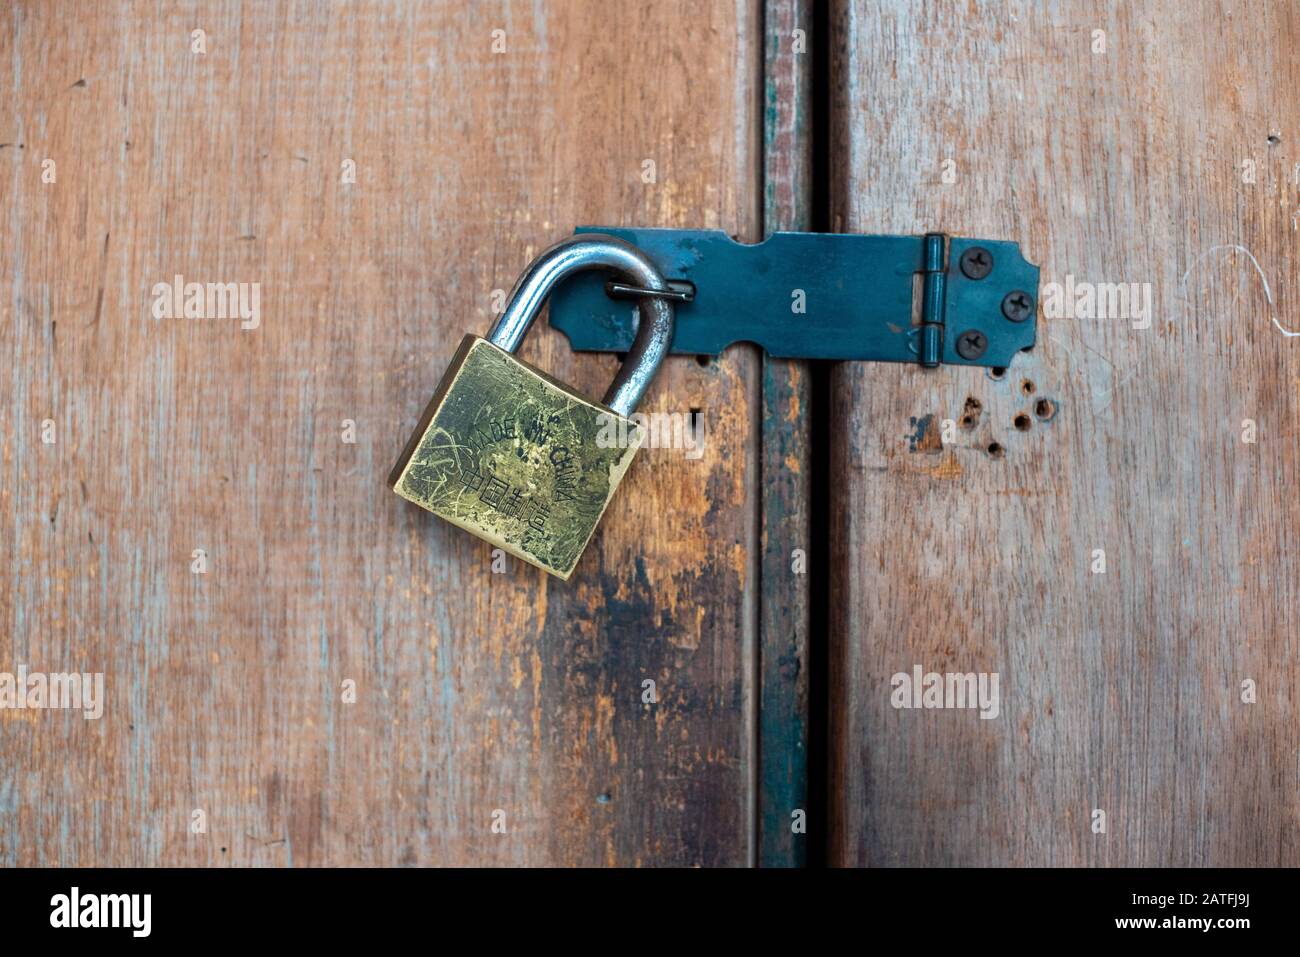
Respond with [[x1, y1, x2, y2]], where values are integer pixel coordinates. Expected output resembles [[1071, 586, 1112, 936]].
[[828, 0, 1300, 866], [10, 0, 1282, 872], [0, 1, 771, 867]]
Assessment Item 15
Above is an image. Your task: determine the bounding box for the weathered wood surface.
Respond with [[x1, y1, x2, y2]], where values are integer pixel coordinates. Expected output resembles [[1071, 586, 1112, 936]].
[[830, 0, 1300, 865], [0, 1, 762, 867], [758, 0, 813, 867]]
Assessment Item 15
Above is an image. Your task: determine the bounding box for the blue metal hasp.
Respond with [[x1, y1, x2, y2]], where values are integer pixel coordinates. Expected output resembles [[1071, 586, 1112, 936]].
[[548, 227, 1039, 368]]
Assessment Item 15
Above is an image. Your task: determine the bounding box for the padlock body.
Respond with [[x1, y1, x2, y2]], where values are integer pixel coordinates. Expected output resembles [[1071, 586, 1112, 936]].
[[389, 335, 644, 579]]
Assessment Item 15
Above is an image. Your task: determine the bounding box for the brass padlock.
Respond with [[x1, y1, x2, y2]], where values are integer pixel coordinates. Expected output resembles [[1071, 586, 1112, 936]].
[[389, 235, 676, 579]]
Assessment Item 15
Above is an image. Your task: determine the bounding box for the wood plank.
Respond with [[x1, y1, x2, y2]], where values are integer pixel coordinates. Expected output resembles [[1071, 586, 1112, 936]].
[[758, 0, 813, 867], [0, 0, 761, 866], [829, 0, 1300, 866]]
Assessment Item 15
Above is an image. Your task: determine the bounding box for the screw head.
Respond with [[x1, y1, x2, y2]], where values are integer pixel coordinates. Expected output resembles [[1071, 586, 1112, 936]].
[[959, 246, 994, 280], [955, 329, 988, 360], [1001, 289, 1034, 322]]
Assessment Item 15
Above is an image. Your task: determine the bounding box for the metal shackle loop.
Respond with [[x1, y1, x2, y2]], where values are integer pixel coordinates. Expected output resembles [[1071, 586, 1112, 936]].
[[485, 234, 675, 417]]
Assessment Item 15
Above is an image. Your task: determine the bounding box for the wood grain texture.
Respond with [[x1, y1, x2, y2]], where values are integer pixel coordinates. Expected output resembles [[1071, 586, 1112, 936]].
[[0, 0, 761, 867], [758, 0, 812, 867], [829, 0, 1300, 866]]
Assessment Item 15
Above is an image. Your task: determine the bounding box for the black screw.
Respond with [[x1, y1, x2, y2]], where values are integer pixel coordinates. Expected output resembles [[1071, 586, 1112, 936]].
[[1001, 289, 1034, 322], [959, 246, 993, 280], [955, 329, 987, 360]]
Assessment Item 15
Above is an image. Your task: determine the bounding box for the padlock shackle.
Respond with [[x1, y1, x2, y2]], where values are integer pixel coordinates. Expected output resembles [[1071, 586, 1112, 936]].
[[486, 234, 675, 417]]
